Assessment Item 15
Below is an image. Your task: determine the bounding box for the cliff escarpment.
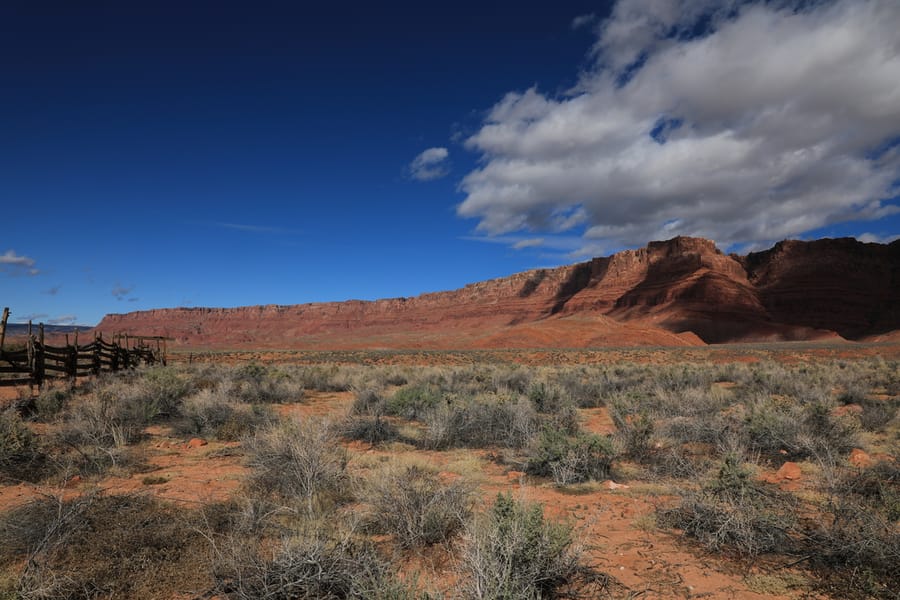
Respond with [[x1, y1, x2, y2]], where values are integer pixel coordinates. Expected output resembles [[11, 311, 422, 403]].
[[94, 237, 900, 349]]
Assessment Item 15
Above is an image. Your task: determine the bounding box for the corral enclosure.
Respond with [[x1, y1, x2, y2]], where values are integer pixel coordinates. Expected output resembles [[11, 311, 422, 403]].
[[0, 347, 898, 599], [0, 307, 169, 390]]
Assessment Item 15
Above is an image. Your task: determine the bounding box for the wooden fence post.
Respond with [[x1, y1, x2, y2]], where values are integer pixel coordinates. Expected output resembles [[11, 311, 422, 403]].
[[27, 320, 34, 394], [0, 307, 9, 352], [93, 333, 101, 376], [35, 324, 45, 389]]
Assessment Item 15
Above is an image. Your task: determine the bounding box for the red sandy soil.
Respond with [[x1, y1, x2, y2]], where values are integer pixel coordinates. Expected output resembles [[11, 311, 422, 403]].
[[2, 388, 841, 599]]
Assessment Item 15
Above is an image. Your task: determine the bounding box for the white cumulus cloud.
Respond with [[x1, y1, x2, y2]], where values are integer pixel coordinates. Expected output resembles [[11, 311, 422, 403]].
[[458, 0, 900, 251], [409, 147, 450, 181]]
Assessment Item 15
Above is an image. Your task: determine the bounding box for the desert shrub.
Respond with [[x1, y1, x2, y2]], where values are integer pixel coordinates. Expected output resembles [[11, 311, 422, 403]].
[[136, 365, 193, 417], [662, 414, 728, 445], [11, 493, 210, 600], [423, 397, 539, 450], [458, 493, 584, 599], [350, 387, 387, 416], [832, 461, 900, 522], [646, 445, 706, 480], [744, 396, 858, 461], [178, 386, 273, 440], [386, 384, 442, 420], [211, 528, 414, 600], [556, 372, 604, 409], [245, 418, 351, 513], [60, 383, 149, 447], [525, 427, 615, 485], [294, 365, 352, 392], [527, 383, 565, 414], [659, 453, 796, 557], [858, 397, 899, 432], [0, 409, 40, 481], [367, 465, 472, 548], [804, 497, 900, 599], [492, 367, 532, 395], [340, 416, 400, 445], [232, 363, 302, 404], [609, 407, 655, 461], [32, 387, 70, 420]]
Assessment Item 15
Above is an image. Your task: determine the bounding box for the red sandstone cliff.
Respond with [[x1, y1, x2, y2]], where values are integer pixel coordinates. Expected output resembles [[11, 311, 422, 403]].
[[93, 237, 900, 349]]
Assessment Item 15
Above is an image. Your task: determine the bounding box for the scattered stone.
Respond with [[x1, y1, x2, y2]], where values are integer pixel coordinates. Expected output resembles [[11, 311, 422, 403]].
[[186, 438, 208, 449], [602, 480, 630, 490], [775, 461, 802, 481]]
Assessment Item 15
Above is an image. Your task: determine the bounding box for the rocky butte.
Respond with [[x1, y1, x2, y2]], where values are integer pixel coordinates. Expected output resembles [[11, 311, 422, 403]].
[[94, 237, 900, 349]]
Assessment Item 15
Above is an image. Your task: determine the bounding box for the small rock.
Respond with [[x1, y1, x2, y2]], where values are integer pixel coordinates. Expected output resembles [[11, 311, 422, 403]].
[[849, 448, 872, 468], [602, 480, 630, 490], [775, 461, 802, 481], [186, 437, 208, 449]]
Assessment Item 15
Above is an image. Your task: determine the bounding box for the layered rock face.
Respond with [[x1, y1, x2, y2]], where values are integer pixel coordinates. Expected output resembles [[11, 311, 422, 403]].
[[94, 237, 900, 348]]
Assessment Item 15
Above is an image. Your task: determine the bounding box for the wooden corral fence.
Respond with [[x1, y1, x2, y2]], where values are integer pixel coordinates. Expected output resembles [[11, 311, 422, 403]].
[[0, 307, 170, 389]]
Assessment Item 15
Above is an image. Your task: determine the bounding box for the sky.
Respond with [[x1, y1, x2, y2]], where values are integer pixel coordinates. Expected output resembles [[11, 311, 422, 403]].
[[2, 0, 899, 326]]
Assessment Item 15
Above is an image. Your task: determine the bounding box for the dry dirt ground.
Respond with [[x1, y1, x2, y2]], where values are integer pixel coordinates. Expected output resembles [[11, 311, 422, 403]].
[[2, 343, 898, 599]]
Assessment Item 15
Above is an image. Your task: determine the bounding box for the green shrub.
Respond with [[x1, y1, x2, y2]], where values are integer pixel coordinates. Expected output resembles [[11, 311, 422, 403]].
[[386, 384, 442, 420]]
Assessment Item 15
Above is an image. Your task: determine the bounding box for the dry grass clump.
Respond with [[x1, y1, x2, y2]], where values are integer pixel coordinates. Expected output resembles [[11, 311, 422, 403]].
[[744, 395, 859, 461], [210, 525, 416, 600], [366, 465, 473, 549], [178, 384, 274, 440], [340, 415, 401, 445], [292, 364, 353, 392], [659, 452, 797, 557], [230, 363, 304, 404], [244, 417, 352, 513], [422, 396, 540, 450], [2, 493, 210, 600], [0, 409, 42, 482]]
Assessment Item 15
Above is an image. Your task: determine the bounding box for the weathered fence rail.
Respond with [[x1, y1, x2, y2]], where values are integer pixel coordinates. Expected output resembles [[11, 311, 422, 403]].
[[0, 307, 169, 388]]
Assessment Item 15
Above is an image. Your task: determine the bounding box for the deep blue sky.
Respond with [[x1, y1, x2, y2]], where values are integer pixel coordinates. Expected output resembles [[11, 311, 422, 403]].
[[3, 1, 899, 326]]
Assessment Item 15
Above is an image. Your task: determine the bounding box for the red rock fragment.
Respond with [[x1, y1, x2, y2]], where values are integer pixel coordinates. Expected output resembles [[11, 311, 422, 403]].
[[775, 461, 802, 481], [849, 448, 872, 468]]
